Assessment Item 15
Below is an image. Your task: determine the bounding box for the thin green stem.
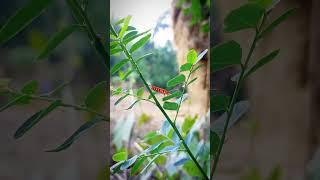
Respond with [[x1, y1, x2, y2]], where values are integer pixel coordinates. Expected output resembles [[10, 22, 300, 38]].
[[139, 149, 186, 158], [10, 90, 108, 121], [173, 66, 193, 124], [210, 14, 267, 179], [114, 28, 208, 179]]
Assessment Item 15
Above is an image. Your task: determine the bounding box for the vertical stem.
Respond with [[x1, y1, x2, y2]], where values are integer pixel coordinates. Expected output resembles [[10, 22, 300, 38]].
[[117, 38, 209, 179], [210, 13, 266, 179]]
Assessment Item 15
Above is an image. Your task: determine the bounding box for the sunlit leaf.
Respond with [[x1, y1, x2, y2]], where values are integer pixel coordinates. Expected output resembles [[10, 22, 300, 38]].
[[110, 48, 122, 55], [111, 59, 129, 75], [131, 157, 146, 175], [258, 8, 296, 39], [167, 74, 186, 87], [112, 151, 127, 162], [36, 25, 79, 60], [112, 87, 122, 96], [211, 40, 242, 72], [162, 91, 182, 101], [244, 49, 280, 78], [136, 87, 144, 98], [163, 102, 179, 110], [180, 63, 193, 72], [183, 161, 202, 177], [123, 29, 150, 44], [224, 3, 264, 33], [187, 49, 198, 64], [130, 33, 151, 53], [46, 117, 104, 152], [0, 0, 53, 44], [136, 53, 152, 63], [119, 15, 132, 38], [122, 30, 138, 42], [14, 100, 61, 139], [182, 116, 196, 134], [84, 81, 106, 111]]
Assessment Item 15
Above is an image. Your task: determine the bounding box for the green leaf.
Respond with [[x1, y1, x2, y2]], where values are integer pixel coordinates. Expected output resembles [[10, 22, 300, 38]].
[[211, 95, 230, 112], [121, 69, 134, 80], [130, 33, 151, 53], [112, 151, 127, 162], [115, 18, 125, 25], [0, 95, 27, 112], [249, 0, 273, 8], [140, 154, 161, 174], [110, 41, 119, 49], [36, 25, 79, 60], [110, 161, 125, 174], [136, 53, 153, 63], [163, 102, 179, 110], [224, 3, 264, 33], [122, 31, 138, 42], [46, 117, 104, 152], [180, 63, 193, 72], [21, 80, 38, 95], [267, 166, 282, 180], [110, 48, 122, 55], [112, 87, 122, 96], [183, 161, 202, 177], [131, 157, 147, 175], [167, 74, 186, 87], [187, 49, 198, 64], [191, 64, 205, 74], [210, 131, 220, 156], [84, 82, 106, 112], [211, 40, 242, 72], [126, 100, 140, 110], [182, 116, 196, 134], [120, 155, 138, 170], [187, 77, 198, 86], [114, 94, 129, 105], [111, 59, 129, 75], [14, 100, 61, 139], [119, 16, 132, 38], [258, 8, 297, 39], [123, 29, 150, 44], [136, 87, 144, 98], [0, 0, 53, 44], [244, 49, 280, 78], [162, 91, 182, 101]]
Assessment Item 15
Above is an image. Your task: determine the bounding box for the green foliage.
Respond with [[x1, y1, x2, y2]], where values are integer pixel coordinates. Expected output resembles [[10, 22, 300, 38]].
[[138, 113, 151, 126], [210, 1, 295, 178], [0, 0, 53, 44], [110, 17, 209, 179]]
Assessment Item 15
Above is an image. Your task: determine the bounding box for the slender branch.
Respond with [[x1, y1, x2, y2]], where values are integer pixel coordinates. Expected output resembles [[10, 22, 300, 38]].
[[210, 14, 267, 179], [139, 149, 186, 158], [173, 66, 193, 124], [10, 90, 108, 121], [113, 26, 209, 179]]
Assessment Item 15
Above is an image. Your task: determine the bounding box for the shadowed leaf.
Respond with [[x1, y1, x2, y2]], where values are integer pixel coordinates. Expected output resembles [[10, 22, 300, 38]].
[[85, 81, 106, 112], [163, 102, 179, 110], [46, 117, 104, 152], [0, 0, 53, 44], [130, 33, 151, 53], [111, 59, 129, 75], [14, 100, 61, 139], [167, 74, 186, 87]]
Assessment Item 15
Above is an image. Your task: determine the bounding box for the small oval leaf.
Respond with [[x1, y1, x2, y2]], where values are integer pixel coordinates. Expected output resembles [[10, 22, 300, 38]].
[[111, 59, 129, 75], [163, 102, 179, 111], [167, 74, 186, 88], [187, 49, 198, 64], [84, 81, 106, 112], [112, 151, 127, 162]]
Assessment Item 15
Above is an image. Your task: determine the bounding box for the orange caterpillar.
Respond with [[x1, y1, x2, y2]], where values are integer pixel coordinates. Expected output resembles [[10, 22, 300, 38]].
[[150, 85, 170, 95]]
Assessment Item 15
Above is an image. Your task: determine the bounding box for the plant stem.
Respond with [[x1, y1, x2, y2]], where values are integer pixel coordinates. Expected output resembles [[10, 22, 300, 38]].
[[210, 14, 266, 179], [115, 33, 209, 179], [11, 91, 108, 121], [173, 66, 193, 124], [140, 149, 186, 158]]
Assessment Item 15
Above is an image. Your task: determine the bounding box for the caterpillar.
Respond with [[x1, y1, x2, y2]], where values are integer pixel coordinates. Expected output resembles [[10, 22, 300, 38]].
[[150, 85, 170, 95]]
